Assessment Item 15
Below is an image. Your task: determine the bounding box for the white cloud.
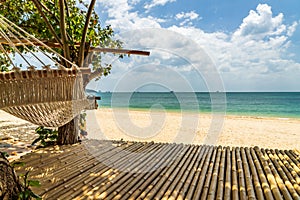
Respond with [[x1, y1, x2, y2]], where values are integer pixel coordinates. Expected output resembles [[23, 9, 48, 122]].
[[175, 11, 200, 26], [94, 1, 300, 91], [144, 0, 176, 11], [287, 21, 298, 37], [233, 4, 287, 40], [97, 0, 162, 30], [175, 11, 199, 20], [129, 0, 140, 5]]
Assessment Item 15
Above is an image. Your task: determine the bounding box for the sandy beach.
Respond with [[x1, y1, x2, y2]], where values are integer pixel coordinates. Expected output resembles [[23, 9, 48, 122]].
[[1, 108, 300, 161], [86, 108, 300, 149], [0, 111, 37, 161]]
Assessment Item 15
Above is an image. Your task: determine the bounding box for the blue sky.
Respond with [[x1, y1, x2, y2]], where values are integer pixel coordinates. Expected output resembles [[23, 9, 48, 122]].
[[87, 0, 300, 92]]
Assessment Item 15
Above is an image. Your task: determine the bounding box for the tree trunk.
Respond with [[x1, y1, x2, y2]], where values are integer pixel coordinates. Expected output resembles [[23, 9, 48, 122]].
[[57, 116, 79, 145], [0, 154, 22, 200]]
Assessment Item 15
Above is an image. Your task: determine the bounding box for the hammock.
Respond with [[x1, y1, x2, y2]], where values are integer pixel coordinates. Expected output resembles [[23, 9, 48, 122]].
[[0, 68, 95, 127], [0, 15, 95, 127], [0, 14, 149, 127]]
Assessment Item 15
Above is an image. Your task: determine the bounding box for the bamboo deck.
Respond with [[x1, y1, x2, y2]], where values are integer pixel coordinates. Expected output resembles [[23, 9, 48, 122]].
[[15, 140, 300, 199]]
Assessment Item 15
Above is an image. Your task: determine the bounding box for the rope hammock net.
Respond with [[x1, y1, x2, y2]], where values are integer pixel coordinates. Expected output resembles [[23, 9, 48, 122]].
[[0, 14, 96, 127]]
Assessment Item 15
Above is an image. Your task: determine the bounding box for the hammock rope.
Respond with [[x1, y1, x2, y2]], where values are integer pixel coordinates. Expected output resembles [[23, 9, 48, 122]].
[[0, 14, 77, 69], [0, 15, 94, 127], [0, 14, 150, 127]]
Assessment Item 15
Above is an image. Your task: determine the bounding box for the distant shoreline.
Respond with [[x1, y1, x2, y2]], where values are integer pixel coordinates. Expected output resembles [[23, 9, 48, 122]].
[[97, 105, 300, 119], [94, 92, 300, 119]]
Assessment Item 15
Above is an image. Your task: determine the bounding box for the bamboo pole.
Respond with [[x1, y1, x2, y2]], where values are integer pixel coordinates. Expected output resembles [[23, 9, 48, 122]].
[[272, 149, 300, 195], [54, 142, 145, 199], [268, 149, 299, 199], [262, 149, 292, 199], [240, 147, 256, 199], [216, 147, 226, 200], [224, 147, 232, 200], [193, 146, 214, 199], [0, 37, 150, 56], [250, 147, 274, 200], [86, 142, 162, 199], [277, 149, 300, 197], [184, 146, 209, 199], [176, 145, 204, 199], [255, 147, 283, 200], [285, 150, 300, 170], [131, 144, 185, 199], [207, 146, 222, 200], [168, 145, 200, 199], [146, 144, 190, 199], [201, 147, 218, 199], [245, 147, 264, 200], [236, 147, 247, 199], [231, 147, 239, 200], [121, 144, 180, 199], [159, 145, 195, 199]]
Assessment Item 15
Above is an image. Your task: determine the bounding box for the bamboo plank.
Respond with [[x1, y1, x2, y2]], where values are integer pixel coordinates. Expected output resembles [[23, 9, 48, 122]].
[[250, 147, 274, 200], [13, 140, 300, 200], [236, 147, 247, 199], [216, 147, 226, 200], [207, 146, 223, 200], [224, 147, 232, 200], [245, 147, 264, 200], [139, 144, 189, 199], [255, 147, 283, 200], [200, 147, 218, 199], [278, 150, 300, 183], [268, 149, 300, 199], [158, 145, 196, 200], [184, 146, 210, 199], [231, 147, 239, 200], [104, 143, 168, 199], [240, 147, 256, 199], [120, 144, 181, 200], [262, 149, 292, 200], [175, 145, 204, 200], [168, 145, 200, 200], [192, 146, 214, 199]]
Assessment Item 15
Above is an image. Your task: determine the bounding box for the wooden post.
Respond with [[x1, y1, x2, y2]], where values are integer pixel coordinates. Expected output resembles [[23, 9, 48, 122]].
[[57, 116, 79, 145], [0, 154, 22, 199]]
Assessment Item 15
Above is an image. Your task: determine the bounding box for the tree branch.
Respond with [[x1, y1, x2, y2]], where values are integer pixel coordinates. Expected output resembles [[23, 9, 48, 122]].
[[31, 0, 63, 47], [63, 0, 73, 43], [58, 0, 71, 63], [39, 1, 61, 24], [78, 0, 96, 68], [88, 67, 104, 82]]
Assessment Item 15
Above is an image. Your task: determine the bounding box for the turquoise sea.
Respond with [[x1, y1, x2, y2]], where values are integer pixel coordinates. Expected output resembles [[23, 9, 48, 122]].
[[92, 92, 300, 118]]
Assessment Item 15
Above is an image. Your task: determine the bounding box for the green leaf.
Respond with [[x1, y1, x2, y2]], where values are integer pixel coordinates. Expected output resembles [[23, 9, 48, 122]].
[[28, 180, 41, 187], [31, 138, 41, 145], [35, 126, 43, 132], [29, 190, 42, 200], [1, 151, 9, 158], [11, 161, 25, 167], [19, 192, 24, 199], [24, 190, 31, 199]]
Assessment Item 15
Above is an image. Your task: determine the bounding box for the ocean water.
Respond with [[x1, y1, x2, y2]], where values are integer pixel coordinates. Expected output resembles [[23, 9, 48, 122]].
[[93, 92, 300, 118]]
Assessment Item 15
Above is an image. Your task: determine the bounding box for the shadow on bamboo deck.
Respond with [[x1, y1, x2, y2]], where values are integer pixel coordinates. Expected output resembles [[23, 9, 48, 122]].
[[15, 139, 300, 199]]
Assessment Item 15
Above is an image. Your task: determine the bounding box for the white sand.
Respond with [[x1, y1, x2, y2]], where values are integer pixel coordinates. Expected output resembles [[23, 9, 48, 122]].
[[0, 111, 37, 161], [1, 108, 300, 160], [86, 108, 300, 149]]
